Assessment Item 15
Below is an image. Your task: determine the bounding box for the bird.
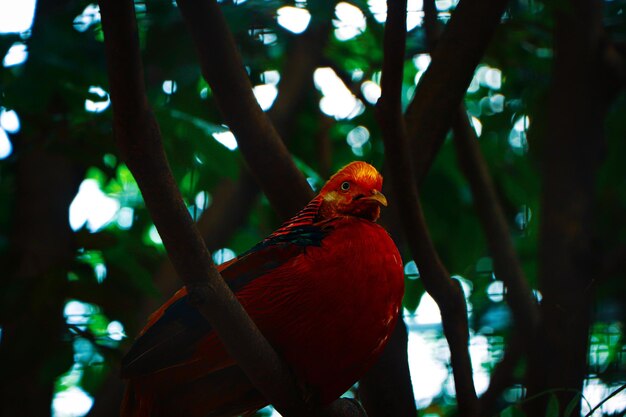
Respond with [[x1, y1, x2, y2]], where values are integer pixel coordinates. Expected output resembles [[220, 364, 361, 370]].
[[120, 161, 405, 417]]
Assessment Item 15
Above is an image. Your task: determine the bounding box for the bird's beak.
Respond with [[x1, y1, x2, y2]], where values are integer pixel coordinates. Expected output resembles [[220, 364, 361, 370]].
[[363, 190, 388, 207]]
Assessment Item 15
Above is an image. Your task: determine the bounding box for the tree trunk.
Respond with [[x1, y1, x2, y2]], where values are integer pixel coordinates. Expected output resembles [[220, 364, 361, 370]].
[[0, 0, 85, 414], [0, 108, 83, 416], [526, 0, 607, 414]]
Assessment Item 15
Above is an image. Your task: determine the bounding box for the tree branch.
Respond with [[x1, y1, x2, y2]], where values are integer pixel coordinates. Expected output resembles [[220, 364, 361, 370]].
[[98, 1, 312, 414], [358, 320, 416, 417], [452, 107, 539, 334], [87, 173, 260, 417], [377, 0, 478, 415], [405, 0, 509, 186], [145, 0, 337, 318], [601, 35, 626, 92], [142, 171, 260, 319], [270, 0, 336, 142], [176, 0, 314, 220], [526, 0, 607, 413], [418, 0, 537, 409], [477, 332, 524, 416]]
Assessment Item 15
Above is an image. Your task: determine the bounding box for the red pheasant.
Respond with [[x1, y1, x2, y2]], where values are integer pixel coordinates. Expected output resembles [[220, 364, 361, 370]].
[[121, 161, 405, 417]]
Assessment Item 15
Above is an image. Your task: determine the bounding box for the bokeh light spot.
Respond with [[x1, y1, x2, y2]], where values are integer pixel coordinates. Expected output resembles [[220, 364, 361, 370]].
[[277, 6, 311, 34], [413, 53, 431, 72], [334, 2, 366, 41], [148, 225, 162, 245], [162, 80, 178, 95], [489, 94, 505, 113], [415, 293, 442, 325], [116, 207, 134, 230], [262, 70, 280, 85], [212, 131, 238, 151], [253, 84, 278, 111], [107, 320, 126, 341], [52, 386, 93, 417], [484, 68, 502, 89], [404, 260, 420, 280], [85, 86, 110, 113], [0, 0, 36, 33], [471, 116, 482, 137], [487, 280, 505, 302], [64, 300, 97, 326], [0, 128, 13, 159], [69, 180, 120, 232], [213, 248, 236, 265], [73, 4, 100, 32], [3, 42, 28, 67], [314, 67, 364, 119], [0, 108, 20, 133], [361, 80, 381, 105], [346, 126, 370, 148]]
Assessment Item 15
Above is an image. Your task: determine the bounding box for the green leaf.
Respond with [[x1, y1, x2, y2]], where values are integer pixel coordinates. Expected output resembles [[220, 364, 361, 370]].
[[498, 405, 526, 417], [168, 108, 228, 135], [545, 394, 559, 417], [563, 393, 581, 417]]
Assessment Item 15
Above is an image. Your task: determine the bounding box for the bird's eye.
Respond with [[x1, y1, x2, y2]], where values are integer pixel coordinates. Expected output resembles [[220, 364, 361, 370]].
[[340, 181, 350, 191]]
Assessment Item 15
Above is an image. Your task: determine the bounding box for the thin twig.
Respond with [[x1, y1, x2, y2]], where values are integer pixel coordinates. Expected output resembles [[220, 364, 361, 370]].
[[477, 332, 524, 416], [584, 383, 626, 417]]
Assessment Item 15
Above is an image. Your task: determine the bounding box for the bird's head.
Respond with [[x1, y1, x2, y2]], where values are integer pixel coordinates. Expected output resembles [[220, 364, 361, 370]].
[[318, 161, 387, 222]]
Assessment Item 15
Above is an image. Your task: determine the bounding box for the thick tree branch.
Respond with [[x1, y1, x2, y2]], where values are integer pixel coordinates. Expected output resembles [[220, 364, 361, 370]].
[[87, 174, 260, 417], [452, 110, 539, 345], [270, 0, 336, 142], [98, 1, 312, 415], [142, 172, 260, 319], [0, 2, 86, 415], [602, 36, 626, 91], [377, 0, 477, 415], [526, 0, 607, 414], [176, 0, 314, 220], [419, 0, 537, 409], [145, 0, 336, 316], [477, 332, 524, 416], [91, 4, 347, 412], [405, 0, 509, 186], [358, 320, 416, 417]]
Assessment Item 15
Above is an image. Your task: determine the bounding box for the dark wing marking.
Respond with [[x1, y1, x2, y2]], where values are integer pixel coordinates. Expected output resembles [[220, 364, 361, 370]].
[[120, 296, 210, 378], [121, 197, 331, 378], [246, 196, 324, 251]]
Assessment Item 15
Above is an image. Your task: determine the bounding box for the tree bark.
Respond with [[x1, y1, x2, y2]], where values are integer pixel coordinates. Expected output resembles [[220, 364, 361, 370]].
[[0, 1, 85, 415], [98, 1, 314, 414], [526, 0, 608, 414], [0, 112, 83, 417], [405, 0, 509, 186], [377, 0, 478, 415], [358, 320, 416, 417], [452, 108, 539, 345], [176, 0, 314, 220]]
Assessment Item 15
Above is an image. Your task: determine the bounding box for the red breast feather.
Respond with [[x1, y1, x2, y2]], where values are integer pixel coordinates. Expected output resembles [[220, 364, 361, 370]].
[[238, 217, 404, 404]]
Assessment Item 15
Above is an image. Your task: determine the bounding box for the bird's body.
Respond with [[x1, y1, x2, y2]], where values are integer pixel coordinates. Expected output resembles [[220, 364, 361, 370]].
[[121, 162, 404, 417]]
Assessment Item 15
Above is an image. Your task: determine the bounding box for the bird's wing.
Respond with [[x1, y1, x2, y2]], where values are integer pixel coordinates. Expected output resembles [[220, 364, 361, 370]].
[[120, 197, 329, 379]]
